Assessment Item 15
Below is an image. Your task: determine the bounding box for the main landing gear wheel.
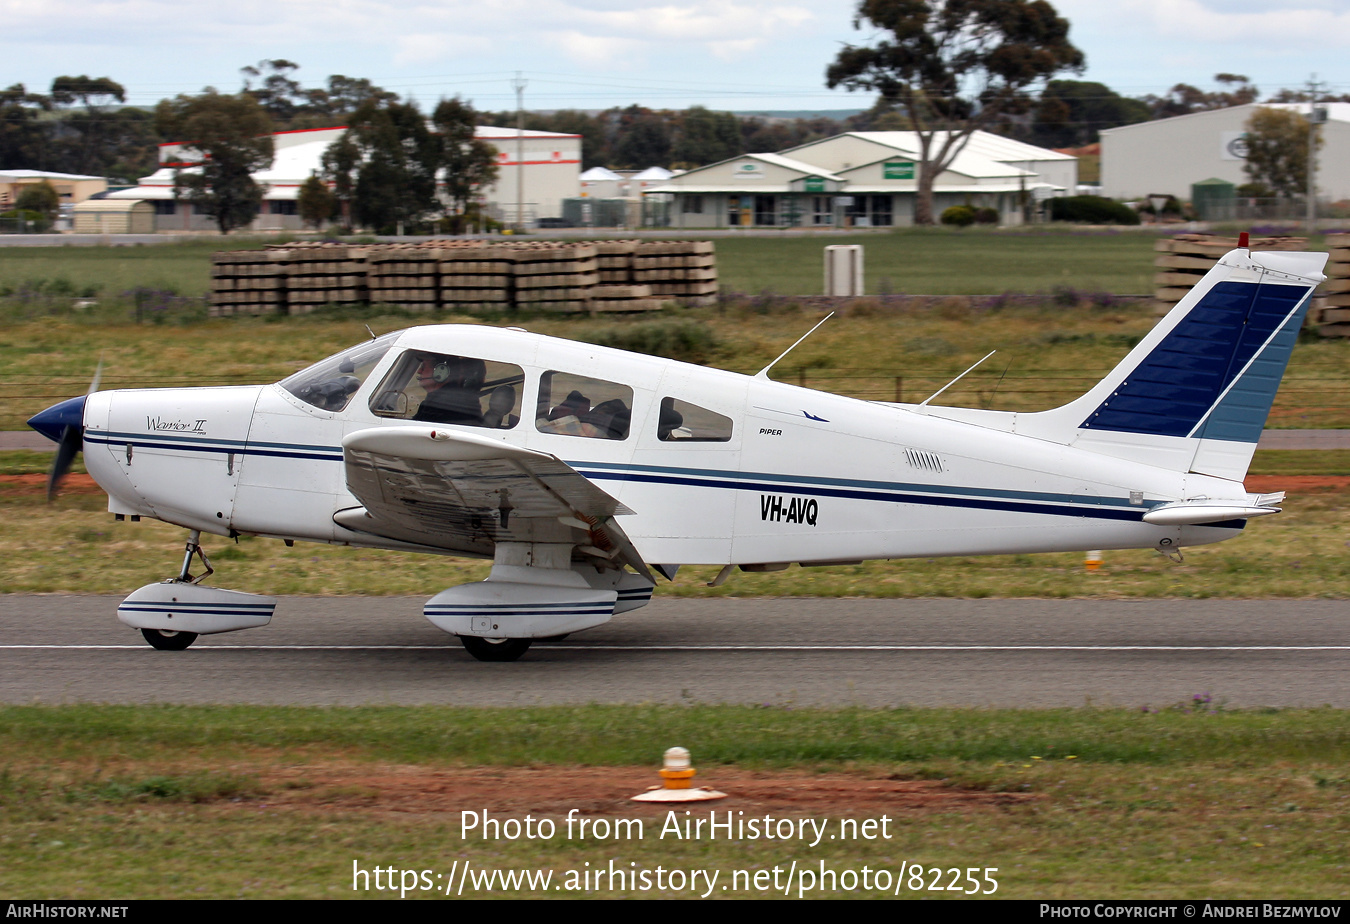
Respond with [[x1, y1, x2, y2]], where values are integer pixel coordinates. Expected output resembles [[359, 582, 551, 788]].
[[141, 628, 199, 651], [460, 636, 532, 662]]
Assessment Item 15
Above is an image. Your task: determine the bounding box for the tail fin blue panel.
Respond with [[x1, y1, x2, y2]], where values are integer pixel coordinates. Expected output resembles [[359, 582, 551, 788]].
[[1078, 280, 1312, 441]]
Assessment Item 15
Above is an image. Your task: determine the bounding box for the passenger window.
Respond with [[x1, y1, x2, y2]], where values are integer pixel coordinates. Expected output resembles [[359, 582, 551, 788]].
[[658, 397, 733, 442], [370, 350, 523, 429], [535, 371, 633, 440]]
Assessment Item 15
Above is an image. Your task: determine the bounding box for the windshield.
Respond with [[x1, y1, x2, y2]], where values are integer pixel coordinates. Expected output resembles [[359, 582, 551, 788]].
[[279, 331, 402, 412]]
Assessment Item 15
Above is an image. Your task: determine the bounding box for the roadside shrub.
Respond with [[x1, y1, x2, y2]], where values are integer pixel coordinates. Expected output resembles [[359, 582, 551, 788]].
[[941, 205, 976, 227], [974, 207, 1000, 225], [15, 181, 59, 222], [1047, 196, 1141, 225], [0, 208, 51, 232]]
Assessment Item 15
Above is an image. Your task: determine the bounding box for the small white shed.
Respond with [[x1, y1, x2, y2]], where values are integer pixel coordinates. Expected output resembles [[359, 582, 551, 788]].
[[73, 199, 155, 234]]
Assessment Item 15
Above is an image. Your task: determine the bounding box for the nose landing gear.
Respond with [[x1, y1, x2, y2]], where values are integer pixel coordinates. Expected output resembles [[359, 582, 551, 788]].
[[117, 530, 276, 651]]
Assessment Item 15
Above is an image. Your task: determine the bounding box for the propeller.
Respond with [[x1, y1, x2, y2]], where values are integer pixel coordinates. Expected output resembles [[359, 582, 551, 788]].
[[28, 359, 101, 502]]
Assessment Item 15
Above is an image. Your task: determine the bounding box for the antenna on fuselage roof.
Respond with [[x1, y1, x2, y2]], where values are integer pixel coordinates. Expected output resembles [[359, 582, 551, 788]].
[[755, 312, 834, 380], [364, 324, 377, 340], [918, 350, 996, 407]]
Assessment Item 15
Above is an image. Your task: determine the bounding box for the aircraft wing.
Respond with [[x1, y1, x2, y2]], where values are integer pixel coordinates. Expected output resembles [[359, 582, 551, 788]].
[[338, 426, 648, 576]]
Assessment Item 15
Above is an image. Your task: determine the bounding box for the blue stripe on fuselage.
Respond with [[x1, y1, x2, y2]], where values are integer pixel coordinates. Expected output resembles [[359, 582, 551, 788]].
[[83, 429, 1187, 524], [85, 429, 344, 462]]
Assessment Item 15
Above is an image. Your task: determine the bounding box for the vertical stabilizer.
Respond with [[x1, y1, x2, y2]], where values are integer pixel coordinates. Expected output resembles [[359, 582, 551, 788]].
[[1015, 248, 1326, 480]]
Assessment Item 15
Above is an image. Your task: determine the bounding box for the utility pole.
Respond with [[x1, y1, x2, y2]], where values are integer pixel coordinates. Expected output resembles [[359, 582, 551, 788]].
[[1306, 74, 1327, 233], [513, 71, 527, 233]]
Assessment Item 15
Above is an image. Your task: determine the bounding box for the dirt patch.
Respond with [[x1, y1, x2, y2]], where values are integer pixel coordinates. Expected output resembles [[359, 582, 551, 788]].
[[256, 764, 1034, 817], [0, 473, 102, 496]]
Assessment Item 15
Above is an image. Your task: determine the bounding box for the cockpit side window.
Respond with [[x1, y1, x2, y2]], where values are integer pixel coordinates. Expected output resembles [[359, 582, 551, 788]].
[[279, 331, 401, 412], [370, 350, 524, 429], [535, 371, 633, 440], [657, 397, 733, 442]]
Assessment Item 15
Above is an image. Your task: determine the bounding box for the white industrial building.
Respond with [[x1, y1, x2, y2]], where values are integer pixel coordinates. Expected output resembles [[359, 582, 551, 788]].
[[578, 165, 675, 202], [1100, 102, 1350, 202], [648, 131, 1075, 228], [107, 125, 581, 232], [474, 126, 582, 224], [578, 166, 625, 199]]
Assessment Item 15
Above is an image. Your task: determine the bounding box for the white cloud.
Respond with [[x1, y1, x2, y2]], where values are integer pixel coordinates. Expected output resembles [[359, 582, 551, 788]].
[[1054, 0, 1350, 48], [4, 0, 820, 72], [551, 29, 644, 68], [706, 38, 767, 61], [392, 32, 492, 67], [1113, 0, 1350, 44]]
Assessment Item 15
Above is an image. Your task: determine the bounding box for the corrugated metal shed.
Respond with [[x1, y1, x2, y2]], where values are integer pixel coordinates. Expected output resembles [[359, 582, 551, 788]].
[[73, 199, 154, 234]]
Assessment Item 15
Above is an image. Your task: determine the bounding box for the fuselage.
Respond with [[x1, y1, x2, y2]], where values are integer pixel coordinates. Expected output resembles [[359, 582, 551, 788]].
[[80, 324, 1247, 567]]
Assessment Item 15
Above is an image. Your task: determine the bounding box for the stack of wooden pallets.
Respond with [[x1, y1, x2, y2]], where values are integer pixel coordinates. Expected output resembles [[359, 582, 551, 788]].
[[595, 240, 638, 283], [1153, 234, 1306, 308], [366, 245, 440, 310], [1311, 233, 1350, 338], [584, 239, 657, 311], [207, 239, 718, 314], [277, 243, 367, 315], [437, 243, 513, 311], [589, 283, 661, 312], [507, 242, 599, 313], [208, 251, 288, 316], [634, 240, 718, 306]]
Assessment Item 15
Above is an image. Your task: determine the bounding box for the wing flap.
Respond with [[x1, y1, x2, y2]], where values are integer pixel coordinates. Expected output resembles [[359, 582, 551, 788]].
[[341, 427, 641, 568]]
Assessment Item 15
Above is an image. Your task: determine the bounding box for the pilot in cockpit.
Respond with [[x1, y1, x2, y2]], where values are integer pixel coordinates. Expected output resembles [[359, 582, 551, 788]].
[[412, 354, 486, 425]]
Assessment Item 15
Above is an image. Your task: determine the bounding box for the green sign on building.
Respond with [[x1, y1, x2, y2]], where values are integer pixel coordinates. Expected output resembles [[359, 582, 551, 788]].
[[803, 176, 826, 192], [883, 161, 915, 180]]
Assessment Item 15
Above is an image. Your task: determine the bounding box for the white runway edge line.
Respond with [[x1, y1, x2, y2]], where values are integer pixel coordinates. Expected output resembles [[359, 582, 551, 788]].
[[6, 645, 1350, 652]]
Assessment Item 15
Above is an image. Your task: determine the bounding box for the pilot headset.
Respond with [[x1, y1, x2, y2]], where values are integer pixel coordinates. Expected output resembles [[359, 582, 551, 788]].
[[430, 357, 459, 384]]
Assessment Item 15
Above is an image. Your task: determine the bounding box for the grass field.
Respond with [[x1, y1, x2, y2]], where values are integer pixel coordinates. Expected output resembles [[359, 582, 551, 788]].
[[0, 238, 269, 302], [0, 228, 1169, 302], [2, 704, 1348, 899], [715, 227, 1165, 296], [3, 295, 1349, 431], [2, 227, 1347, 428]]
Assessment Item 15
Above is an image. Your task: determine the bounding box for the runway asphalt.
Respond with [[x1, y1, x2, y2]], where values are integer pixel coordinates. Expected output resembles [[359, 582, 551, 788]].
[[2, 595, 1346, 708]]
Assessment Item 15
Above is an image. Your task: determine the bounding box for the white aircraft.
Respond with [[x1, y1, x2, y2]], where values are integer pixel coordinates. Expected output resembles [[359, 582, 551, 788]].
[[28, 242, 1326, 661]]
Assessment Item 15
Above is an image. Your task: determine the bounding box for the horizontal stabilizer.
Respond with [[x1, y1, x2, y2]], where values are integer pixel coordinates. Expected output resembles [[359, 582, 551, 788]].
[[1141, 502, 1281, 526]]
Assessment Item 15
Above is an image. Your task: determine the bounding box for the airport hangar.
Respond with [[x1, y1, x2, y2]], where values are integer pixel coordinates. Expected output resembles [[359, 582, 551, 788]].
[[1100, 102, 1350, 202]]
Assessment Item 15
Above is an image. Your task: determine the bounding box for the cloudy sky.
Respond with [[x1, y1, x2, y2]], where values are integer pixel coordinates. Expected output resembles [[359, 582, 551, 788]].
[[4, 0, 1347, 113]]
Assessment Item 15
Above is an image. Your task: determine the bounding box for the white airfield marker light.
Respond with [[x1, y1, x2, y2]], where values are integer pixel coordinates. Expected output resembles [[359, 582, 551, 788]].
[[631, 747, 727, 803]]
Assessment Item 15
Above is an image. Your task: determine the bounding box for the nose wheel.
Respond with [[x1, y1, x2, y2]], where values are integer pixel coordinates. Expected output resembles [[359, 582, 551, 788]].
[[141, 628, 198, 651]]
